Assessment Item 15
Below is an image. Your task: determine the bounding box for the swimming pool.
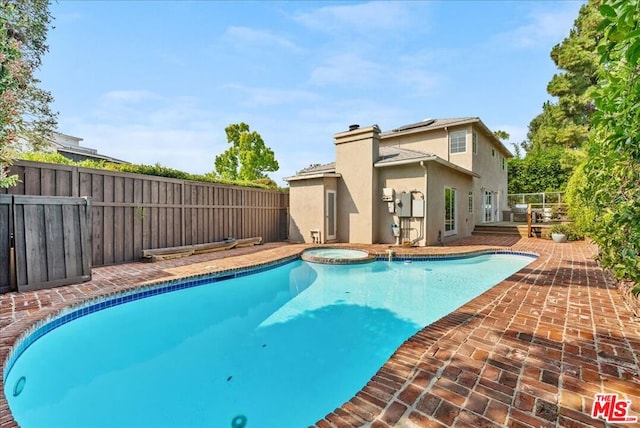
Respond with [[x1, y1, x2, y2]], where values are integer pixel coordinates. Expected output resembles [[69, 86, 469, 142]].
[[4, 251, 535, 427]]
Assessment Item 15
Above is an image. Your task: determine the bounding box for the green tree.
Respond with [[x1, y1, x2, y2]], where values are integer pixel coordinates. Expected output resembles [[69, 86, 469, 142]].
[[493, 130, 510, 141], [568, 0, 640, 285], [214, 122, 279, 181], [508, 147, 573, 194], [1, 0, 57, 187], [526, 0, 602, 154]]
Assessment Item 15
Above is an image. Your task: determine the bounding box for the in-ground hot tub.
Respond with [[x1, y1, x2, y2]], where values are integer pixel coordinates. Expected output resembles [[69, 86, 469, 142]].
[[301, 248, 375, 264]]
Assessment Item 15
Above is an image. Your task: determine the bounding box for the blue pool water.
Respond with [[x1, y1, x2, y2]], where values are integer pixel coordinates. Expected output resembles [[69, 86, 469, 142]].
[[4, 253, 534, 428]]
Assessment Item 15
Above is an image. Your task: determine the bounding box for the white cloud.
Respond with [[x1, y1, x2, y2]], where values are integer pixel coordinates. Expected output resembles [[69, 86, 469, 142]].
[[66, 122, 223, 175], [224, 26, 302, 53], [309, 53, 382, 86], [221, 84, 319, 107], [293, 1, 416, 34], [102, 90, 160, 103], [495, 3, 583, 49]]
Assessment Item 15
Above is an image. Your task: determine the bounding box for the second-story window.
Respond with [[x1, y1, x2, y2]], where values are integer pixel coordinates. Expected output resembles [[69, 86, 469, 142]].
[[472, 132, 478, 154], [450, 131, 466, 154]]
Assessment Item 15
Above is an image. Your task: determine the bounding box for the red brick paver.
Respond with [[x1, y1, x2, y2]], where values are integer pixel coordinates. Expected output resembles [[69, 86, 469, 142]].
[[1, 237, 638, 427]]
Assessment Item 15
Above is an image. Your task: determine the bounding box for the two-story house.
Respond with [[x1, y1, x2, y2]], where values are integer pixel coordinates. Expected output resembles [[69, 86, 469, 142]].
[[285, 117, 512, 246]]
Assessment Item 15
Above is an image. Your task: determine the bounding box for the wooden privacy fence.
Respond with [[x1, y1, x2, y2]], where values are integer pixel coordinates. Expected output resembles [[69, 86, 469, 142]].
[[2, 160, 289, 268], [0, 195, 92, 293]]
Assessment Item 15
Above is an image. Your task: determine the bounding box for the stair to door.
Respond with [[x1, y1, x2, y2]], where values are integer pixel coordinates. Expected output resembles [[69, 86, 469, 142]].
[[472, 224, 529, 237]]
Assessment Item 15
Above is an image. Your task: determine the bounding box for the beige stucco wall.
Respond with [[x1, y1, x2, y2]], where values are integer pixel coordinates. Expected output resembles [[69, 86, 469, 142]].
[[381, 122, 509, 224], [288, 177, 337, 243], [425, 162, 474, 245], [470, 127, 509, 223], [375, 165, 427, 245], [334, 126, 379, 244]]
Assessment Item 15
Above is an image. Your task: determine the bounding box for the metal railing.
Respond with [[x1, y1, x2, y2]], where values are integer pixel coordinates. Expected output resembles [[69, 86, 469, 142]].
[[507, 192, 564, 209]]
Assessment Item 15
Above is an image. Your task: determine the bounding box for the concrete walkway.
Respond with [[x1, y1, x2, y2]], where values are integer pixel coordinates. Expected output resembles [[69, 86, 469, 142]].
[[1, 236, 638, 427]]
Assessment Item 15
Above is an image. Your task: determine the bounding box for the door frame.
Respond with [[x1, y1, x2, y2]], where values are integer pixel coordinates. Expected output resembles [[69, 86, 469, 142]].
[[326, 190, 337, 241]]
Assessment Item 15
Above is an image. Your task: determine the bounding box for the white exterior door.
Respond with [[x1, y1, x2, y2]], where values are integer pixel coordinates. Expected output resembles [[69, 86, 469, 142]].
[[326, 190, 336, 240], [484, 190, 494, 223]]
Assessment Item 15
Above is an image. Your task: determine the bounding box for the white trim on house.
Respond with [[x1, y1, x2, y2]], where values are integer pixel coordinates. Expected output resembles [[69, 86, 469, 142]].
[[284, 173, 341, 181]]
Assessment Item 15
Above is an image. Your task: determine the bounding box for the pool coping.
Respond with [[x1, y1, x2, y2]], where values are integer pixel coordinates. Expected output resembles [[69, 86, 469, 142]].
[[1, 238, 639, 427]]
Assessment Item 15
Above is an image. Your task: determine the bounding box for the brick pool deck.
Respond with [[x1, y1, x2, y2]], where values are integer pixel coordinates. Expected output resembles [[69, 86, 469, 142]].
[[1, 236, 638, 427]]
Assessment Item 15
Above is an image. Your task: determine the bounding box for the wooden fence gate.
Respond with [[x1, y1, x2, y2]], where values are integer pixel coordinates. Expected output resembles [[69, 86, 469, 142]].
[[0, 195, 92, 293]]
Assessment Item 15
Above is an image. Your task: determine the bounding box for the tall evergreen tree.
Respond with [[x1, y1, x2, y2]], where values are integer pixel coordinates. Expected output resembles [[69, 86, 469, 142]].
[[526, 0, 602, 154]]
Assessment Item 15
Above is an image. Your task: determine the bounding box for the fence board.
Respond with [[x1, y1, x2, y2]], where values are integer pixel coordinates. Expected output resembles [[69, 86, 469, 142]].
[[0, 195, 12, 292], [4, 161, 289, 268]]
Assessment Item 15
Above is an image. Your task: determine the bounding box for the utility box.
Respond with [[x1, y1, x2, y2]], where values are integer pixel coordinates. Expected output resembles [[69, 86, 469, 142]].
[[412, 199, 425, 217], [382, 188, 395, 202], [395, 192, 412, 218]]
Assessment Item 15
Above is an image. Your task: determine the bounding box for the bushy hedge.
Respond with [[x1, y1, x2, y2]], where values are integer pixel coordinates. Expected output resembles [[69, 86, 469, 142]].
[[18, 152, 285, 190], [568, 0, 639, 291]]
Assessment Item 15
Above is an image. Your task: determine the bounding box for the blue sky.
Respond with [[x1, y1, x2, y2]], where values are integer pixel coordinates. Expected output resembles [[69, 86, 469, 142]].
[[41, 0, 584, 185]]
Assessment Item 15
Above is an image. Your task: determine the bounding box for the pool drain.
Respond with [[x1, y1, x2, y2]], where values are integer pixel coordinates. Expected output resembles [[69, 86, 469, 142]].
[[13, 376, 26, 397], [232, 414, 247, 428]]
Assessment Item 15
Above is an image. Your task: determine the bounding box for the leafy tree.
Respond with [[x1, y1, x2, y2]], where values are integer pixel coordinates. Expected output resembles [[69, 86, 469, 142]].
[[526, 0, 602, 154], [567, 0, 640, 285], [508, 147, 573, 194], [213, 122, 279, 181], [493, 130, 510, 141], [1, 0, 57, 187]]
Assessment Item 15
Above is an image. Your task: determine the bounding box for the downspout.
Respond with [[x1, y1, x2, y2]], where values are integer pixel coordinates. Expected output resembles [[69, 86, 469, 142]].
[[444, 126, 449, 162], [420, 161, 428, 246]]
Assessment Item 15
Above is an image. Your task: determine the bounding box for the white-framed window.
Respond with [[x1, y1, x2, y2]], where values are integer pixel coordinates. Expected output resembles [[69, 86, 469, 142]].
[[444, 187, 457, 235], [472, 132, 478, 155], [449, 131, 466, 154], [492, 148, 496, 157], [468, 191, 473, 213], [501, 156, 506, 170]]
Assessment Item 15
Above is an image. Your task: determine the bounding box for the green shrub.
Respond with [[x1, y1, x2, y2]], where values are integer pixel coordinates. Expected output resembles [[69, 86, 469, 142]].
[[549, 223, 583, 241], [16, 153, 286, 190]]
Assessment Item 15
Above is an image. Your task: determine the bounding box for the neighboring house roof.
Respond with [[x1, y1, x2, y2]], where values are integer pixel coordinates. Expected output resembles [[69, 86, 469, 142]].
[[374, 146, 479, 178], [53, 143, 128, 164], [51, 131, 128, 164], [381, 117, 513, 158]]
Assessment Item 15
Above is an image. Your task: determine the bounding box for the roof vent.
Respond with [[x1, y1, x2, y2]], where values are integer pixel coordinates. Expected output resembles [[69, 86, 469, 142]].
[[348, 124, 360, 131]]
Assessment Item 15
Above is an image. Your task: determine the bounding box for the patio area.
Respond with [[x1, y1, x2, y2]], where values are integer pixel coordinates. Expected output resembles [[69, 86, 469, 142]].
[[1, 235, 638, 427]]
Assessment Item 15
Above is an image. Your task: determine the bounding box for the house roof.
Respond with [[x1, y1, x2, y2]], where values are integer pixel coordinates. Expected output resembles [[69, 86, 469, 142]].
[[284, 162, 339, 182], [286, 146, 479, 181], [381, 117, 513, 158], [375, 146, 436, 165], [383, 117, 476, 134], [374, 146, 479, 178]]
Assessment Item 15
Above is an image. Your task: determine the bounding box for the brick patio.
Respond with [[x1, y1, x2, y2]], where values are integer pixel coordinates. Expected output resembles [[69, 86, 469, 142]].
[[1, 236, 638, 427]]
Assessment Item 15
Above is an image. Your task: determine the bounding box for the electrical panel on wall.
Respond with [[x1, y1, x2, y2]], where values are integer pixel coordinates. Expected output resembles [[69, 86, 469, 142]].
[[395, 192, 412, 218], [382, 188, 394, 202], [412, 199, 425, 217]]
